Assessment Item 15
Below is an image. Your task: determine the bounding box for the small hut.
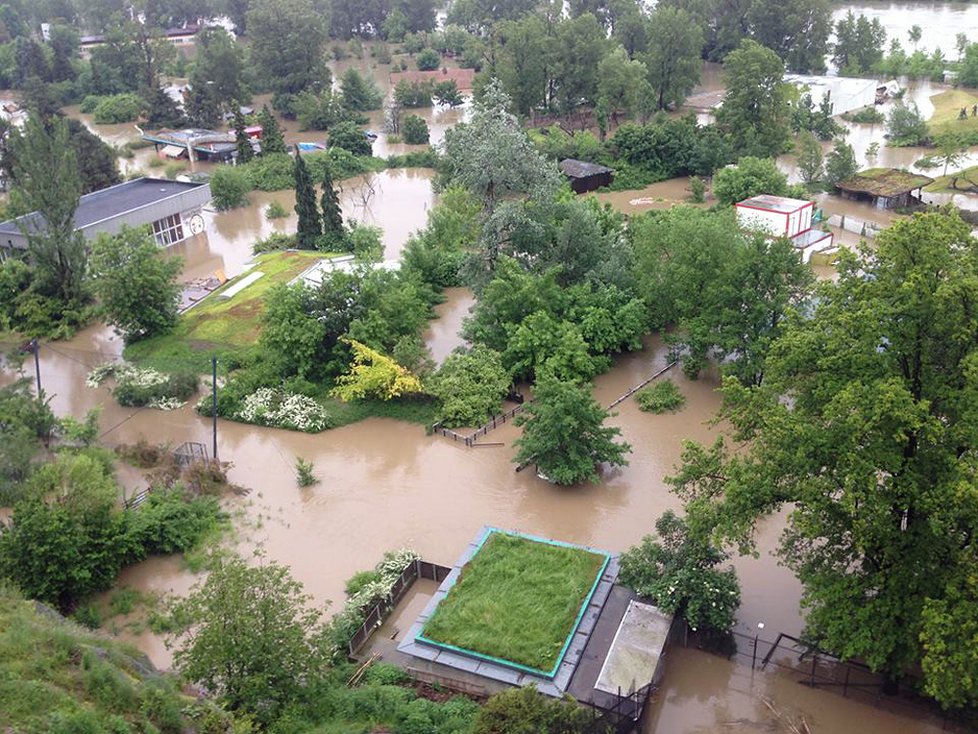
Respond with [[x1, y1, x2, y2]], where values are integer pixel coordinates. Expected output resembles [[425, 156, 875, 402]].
[[836, 168, 933, 209], [559, 159, 614, 194]]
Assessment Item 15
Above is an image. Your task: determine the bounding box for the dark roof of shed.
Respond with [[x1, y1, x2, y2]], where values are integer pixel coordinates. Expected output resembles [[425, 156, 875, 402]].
[[559, 159, 614, 179], [0, 178, 207, 236]]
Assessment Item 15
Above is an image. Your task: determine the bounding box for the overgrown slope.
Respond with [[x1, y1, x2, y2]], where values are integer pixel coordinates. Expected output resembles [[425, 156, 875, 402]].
[[0, 585, 236, 734]]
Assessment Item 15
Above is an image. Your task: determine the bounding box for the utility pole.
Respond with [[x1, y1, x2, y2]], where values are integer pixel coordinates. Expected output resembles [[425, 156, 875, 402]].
[[211, 356, 218, 462], [29, 338, 40, 395]]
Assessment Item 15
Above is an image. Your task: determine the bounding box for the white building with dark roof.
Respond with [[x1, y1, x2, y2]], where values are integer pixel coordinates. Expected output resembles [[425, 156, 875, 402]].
[[0, 177, 210, 257]]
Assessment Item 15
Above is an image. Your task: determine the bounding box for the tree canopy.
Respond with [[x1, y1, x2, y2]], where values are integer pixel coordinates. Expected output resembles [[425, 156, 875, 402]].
[[669, 209, 978, 706], [513, 373, 630, 485]]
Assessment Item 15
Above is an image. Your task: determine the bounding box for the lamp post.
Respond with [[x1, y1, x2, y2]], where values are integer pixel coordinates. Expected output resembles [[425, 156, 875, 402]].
[[211, 356, 218, 461], [752, 622, 765, 670]]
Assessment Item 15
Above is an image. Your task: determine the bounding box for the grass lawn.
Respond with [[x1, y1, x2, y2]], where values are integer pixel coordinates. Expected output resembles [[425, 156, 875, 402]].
[[929, 90, 978, 136], [421, 531, 608, 674], [924, 163, 978, 193], [125, 250, 329, 373]]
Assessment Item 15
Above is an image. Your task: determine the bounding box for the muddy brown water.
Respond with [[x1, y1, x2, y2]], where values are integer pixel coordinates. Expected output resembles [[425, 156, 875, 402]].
[[833, 1, 978, 59]]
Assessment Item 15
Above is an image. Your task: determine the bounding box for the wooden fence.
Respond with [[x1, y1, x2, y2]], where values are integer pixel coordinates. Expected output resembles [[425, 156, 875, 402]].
[[347, 559, 452, 658], [432, 404, 526, 447]]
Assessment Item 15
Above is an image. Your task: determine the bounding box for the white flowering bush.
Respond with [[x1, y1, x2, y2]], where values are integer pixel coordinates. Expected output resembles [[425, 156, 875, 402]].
[[86, 362, 197, 410], [223, 387, 332, 433], [619, 510, 740, 634]]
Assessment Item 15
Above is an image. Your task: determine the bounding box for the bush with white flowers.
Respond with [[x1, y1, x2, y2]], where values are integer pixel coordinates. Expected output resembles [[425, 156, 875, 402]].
[[198, 386, 333, 433], [87, 362, 198, 410]]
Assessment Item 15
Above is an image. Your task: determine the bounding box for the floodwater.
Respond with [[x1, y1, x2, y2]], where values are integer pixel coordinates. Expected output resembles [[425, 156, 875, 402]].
[[833, 1, 978, 59], [644, 647, 956, 734], [163, 168, 436, 284], [422, 287, 475, 364]]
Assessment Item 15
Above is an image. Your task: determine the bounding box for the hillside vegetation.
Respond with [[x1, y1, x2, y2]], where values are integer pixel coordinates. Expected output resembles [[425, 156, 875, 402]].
[[0, 584, 241, 734]]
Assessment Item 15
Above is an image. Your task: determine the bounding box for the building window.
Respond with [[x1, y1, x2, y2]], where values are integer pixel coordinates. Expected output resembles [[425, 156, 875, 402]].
[[152, 214, 185, 247]]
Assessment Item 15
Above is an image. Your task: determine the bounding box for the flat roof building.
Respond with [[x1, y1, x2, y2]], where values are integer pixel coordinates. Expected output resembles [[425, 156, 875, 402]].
[[735, 194, 834, 264], [0, 177, 211, 255]]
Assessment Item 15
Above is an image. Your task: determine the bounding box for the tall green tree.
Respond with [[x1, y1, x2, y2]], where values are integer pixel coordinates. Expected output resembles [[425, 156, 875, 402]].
[[833, 11, 886, 73], [716, 39, 792, 158], [233, 108, 253, 163], [171, 555, 329, 726], [797, 131, 824, 187], [669, 209, 978, 706], [746, 0, 831, 72], [258, 105, 287, 154], [247, 0, 328, 96], [339, 67, 382, 111], [643, 7, 703, 111], [824, 139, 857, 188], [88, 226, 183, 343], [554, 12, 608, 112], [597, 45, 650, 123], [494, 14, 553, 117], [9, 115, 86, 306], [189, 27, 244, 110], [711, 155, 795, 206], [320, 163, 344, 248], [293, 147, 321, 249], [513, 373, 630, 485]]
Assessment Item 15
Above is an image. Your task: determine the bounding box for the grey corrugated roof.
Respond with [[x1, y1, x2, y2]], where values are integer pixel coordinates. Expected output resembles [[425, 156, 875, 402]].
[[0, 178, 208, 236], [559, 159, 613, 179]]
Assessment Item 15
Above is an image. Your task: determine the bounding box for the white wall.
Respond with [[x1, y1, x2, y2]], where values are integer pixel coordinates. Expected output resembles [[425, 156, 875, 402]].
[[736, 207, 788, 236]]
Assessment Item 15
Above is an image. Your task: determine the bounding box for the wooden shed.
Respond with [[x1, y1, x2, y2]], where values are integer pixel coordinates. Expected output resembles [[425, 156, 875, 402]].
[[836, 168, 933, 209], [559, 159, 614, 194]]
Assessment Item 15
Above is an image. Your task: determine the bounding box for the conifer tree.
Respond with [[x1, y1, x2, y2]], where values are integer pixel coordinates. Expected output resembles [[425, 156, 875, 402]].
[[320, 163, 344, 248], [233, 108, 253, 163], [258, 105, 287, 155], [293, 147, 321, 249]]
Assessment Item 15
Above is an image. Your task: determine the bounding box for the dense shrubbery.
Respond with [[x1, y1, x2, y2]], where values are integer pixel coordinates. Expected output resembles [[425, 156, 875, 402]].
[[0, 445, 226, 614], [91, 93, 145, 123]]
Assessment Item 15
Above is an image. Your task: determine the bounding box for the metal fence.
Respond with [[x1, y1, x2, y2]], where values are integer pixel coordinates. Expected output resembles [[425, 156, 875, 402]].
[[686, 626, 971, 730], [347, 559, 451, 658], [582, 683, 656, 734]]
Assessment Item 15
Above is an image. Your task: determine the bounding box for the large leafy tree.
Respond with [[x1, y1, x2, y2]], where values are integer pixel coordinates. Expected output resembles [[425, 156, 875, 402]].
[[247, 0, 328, 96], [597, 46, 650, 123], [715, 40, 792, 158], [89, 226, 183, 343], [494, 14, 554, 118], [643, 7, 703, 111], [670, 209, 978, 706], [513, 373, 630, 485], [553, 12, 608, 112], [171, 555, 329, 726], [9, 115, 87, 306], [189, 27, 245, 111], [746, 0, 831, 73], [711, 155, 796, 206], [0, 453, 128, 614]]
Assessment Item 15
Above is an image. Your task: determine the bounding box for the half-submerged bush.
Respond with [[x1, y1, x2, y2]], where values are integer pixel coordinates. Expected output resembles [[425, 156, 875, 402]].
[[87, 363, 198, 410], [635, 379, 685, 414]]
